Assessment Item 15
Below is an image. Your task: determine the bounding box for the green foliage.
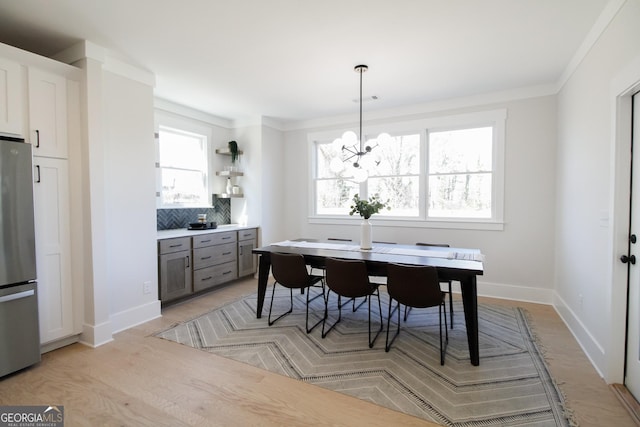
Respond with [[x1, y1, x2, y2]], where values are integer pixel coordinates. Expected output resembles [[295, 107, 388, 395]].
[[349, 194, 390, 219], [228, 140, 239, 163]]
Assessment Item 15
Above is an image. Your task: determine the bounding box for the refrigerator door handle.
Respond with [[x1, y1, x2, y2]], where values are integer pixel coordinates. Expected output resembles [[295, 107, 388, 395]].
[[0, 289, 35, 304]]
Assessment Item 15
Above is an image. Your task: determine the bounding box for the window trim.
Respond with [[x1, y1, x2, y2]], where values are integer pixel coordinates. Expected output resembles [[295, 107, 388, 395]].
[[307, 109, 506, 230], [156, 117, 213, 209]]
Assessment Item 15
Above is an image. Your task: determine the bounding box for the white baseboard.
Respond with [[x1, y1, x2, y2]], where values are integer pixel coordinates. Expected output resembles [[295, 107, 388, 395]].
[[473, 280, 555, 305], [472, 281, 606, 379], [80, 319, 114, 348], [110, 300, 162, 335], [40, 334, 80, 354], [552, 292, 606, 378]]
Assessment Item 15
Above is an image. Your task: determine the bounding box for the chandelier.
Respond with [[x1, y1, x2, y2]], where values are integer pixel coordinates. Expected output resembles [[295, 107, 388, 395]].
[[329, 64, 391, 183]]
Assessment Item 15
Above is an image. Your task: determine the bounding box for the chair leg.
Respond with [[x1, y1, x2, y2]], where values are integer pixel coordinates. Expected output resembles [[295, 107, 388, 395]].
[[404, 305, 412, 322], [306, 283, 325, 333], [448, 281, 454, 329], [268, 284, 294, 326], [322, 292, 342, 338], [385, 298, 401, 352]]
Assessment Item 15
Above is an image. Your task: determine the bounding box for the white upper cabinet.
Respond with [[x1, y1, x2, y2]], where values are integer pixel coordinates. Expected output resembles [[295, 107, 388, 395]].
[[0, 57, 23, 135], [28, 67, 68, 158]]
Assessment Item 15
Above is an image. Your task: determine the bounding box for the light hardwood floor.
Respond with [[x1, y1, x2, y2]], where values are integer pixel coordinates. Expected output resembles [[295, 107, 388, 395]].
[[0, 277, 636, 426]]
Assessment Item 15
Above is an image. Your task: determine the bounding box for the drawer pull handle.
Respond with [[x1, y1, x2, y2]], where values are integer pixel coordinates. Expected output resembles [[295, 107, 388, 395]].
[[223, 251, 231, 256], [201, 239, 211, 243], [202, 276, 213, 281], [222, 236, 231, 240], [201, 256, 212, 260], [223, 271, 231, 275], [169, 244, 182, 248]]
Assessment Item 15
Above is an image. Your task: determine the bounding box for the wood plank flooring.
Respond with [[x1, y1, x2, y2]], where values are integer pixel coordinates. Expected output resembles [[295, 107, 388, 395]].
[[0, 277, 637, 426]]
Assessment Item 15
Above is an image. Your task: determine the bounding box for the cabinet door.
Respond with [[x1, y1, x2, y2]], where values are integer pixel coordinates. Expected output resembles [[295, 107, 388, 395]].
[[159, 250, 192, 302], [238, 238, 256, 277], [0, 57, 23, 135], [28, 67, 68, 158], [32, 156, 74, 344]]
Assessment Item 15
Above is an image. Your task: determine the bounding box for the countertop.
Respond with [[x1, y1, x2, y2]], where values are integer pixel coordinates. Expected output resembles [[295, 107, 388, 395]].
[[157, 224, 258, 240]]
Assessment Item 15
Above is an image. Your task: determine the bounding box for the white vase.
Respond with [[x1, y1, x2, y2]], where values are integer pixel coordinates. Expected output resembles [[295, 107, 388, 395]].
[[360, 218, 372, 250]]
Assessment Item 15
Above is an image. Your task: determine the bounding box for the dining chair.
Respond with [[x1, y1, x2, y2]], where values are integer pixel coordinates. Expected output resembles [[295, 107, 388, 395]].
[[416, 242, 454, 328], [317, 238, 364, 308], [385, 262, 448, 365], [268, 252, 325, 333], [322, 258, 383, 348]]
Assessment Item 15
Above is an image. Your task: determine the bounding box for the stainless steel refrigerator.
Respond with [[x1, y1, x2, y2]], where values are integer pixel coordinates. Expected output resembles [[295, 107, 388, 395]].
[[0, 135, 40, 377]]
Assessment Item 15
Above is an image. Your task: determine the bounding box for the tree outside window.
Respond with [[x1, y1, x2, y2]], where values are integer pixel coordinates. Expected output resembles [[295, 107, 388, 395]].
[[311, 111, 503, 227], [158, 126, 209, 207]]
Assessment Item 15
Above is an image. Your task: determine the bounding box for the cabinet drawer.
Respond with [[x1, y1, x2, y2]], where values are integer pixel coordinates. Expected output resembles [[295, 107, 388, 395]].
[[238, 228, 257, 242], [193, 261, 238, 292], [159, 237, 191, 254], [193, 242, 237, 270], [193, 231, 237, 248]]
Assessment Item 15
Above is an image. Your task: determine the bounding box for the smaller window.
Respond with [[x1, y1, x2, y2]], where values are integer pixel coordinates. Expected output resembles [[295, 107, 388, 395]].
[[427, 127, 493, 218], [158, 126, 208, 207]]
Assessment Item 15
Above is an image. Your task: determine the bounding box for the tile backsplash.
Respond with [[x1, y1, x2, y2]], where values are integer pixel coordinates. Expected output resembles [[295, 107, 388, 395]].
[[157, 198, 231, 230]]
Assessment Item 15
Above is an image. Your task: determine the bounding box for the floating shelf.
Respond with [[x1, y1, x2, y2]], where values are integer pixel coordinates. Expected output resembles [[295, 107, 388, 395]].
[[216, 171, 244, 177], [215, 148, 244, 156], [213, 193, 244, 199]]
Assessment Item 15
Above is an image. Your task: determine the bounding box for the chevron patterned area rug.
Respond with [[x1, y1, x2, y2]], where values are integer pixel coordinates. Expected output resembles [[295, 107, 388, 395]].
[[156, 287, 572, 426]]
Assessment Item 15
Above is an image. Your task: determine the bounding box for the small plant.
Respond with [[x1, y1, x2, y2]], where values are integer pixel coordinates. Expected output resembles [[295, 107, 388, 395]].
[[228, 140, 239, 163], [349, 194, 390, 219]]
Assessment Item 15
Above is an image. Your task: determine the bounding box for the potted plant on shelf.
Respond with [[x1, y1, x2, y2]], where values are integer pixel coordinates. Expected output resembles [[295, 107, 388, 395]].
[[228, 140, 239, 165], [349, 194, 390, 249]]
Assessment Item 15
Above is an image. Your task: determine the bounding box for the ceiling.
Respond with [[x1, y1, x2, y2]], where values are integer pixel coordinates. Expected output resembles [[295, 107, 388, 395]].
[[0, 0, 612, 124]]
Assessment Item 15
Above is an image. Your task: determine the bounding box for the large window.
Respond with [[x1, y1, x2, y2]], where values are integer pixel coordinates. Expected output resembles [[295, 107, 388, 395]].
[[158, 125, 209, 207], [310, 110, 505, 229], [428, 127, 493, 218]]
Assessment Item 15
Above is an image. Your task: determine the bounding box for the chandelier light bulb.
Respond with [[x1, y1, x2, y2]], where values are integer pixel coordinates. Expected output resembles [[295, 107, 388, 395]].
[[329, 157, 345, 173], [352, 167, 368, 183]]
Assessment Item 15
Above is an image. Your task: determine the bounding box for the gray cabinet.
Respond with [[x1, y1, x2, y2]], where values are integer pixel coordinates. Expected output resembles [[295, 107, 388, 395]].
[[157, 228, 258, 303], [158, 237, 192, 302], [238, 228, 257, 277], [192, 231, 237, 292]]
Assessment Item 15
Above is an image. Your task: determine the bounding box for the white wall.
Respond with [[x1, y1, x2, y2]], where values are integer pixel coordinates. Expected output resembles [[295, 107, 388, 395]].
[[102, 70, 160, 333], [281, 95, 558, 302], [555, 0, 640, 381]]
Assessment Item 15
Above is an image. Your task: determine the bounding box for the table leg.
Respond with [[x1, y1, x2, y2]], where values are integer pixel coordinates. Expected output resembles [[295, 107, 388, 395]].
[[256, 254, 271, 318], [460, 275, 479, 366]]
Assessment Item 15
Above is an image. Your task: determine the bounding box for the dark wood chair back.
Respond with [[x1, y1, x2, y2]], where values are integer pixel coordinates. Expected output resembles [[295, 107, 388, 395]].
[[325, 258, 373, 298], [386, 263, 443, 308], [271, 252, 312, 289]]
